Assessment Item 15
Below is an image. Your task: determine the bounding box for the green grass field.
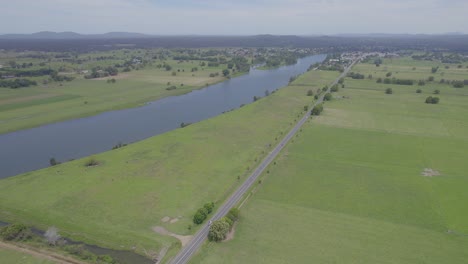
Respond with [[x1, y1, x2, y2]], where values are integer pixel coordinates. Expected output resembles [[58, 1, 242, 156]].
[[0, 60, 231, 134], [0, 69, 339, 261], [192, 57, 468, 263], [0, 247, 54, 264]]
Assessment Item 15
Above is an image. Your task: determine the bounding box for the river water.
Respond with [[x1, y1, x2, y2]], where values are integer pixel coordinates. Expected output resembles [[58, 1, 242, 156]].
[[0, 54, 326, 178]]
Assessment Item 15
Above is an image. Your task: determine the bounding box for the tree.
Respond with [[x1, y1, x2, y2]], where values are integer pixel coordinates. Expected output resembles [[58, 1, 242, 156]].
[[330, 85, 339, 93], [307, 89, 314, 96], [385, 88, 393, 94], [416, 89, 422, 93], [193, 210, 207, 224], [44, 227, 61, 246], [49, 158, 59, 166], [418, 80, 426, 86], [222, 69, 230, 77], [433, 89, 440, 94], [208, 220, 230, 242], [386, 72, 392, 77], [323, 93, 332, 101], [204, 202, 215, 214], [427, 76, 435, 82], [311, 104, 324, 116]]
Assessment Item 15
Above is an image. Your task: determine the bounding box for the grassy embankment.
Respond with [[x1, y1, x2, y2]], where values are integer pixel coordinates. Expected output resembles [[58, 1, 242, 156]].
[[0, 246, 55, 264], [192, 57, 468, 264], [0, 69, 339, 261], [0, 59, 233, 134]]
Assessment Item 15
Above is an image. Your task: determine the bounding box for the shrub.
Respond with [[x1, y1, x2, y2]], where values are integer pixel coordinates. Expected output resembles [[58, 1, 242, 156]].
[[84, 157, 99, 167], [226, 208, 240, 222], [330, 85, 339, 92], [425, 96, 440, 104], [385, 88, 393, 94], [0, 223, 32, 241], [418, 80, 426, 86], [452, 81, 464, 88], [416, 89, 422, 93], [433, 89, 440, 94], [323, 93, 332, 101], [307, 89, 314, 96]]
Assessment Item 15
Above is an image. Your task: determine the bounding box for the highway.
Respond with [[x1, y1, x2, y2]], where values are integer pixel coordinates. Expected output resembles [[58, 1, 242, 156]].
[[169, 56, 360, 264]]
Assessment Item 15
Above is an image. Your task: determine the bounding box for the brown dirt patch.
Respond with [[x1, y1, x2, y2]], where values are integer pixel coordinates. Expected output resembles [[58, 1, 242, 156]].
[[161, 216, 171, 223], [421, 168, 441, 177], [223, 223, 237, 242], [152, 226, 193, 247], [169, 218, 179, 224]]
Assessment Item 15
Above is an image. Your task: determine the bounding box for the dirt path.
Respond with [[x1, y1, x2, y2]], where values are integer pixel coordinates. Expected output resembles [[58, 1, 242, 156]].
[[152, 226, 193, 247], [0, 241, 86, 264]]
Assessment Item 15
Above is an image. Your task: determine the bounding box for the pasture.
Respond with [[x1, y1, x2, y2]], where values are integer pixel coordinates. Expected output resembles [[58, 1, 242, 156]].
[[192, 57, 468, 263]]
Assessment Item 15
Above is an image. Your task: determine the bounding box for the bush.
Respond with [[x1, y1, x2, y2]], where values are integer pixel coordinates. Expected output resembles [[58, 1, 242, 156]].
[[452, 81, 464, 88], [385, 88, 393, 94], [418, 80, 426, 86], [84, 157, 99, 167], [330, 85, 339, 93], [0, 223, 32, 241], [193, 209, 207, 225], [226, 208, 240, 222], [425, 96, 440, 104], [323, 93, 332, 101], [433, 89, 440, 94], [416, 89, 422, 93], [307, 89, 314, 96]]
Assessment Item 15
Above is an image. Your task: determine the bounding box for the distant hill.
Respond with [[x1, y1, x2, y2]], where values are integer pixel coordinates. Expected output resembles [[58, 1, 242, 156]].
[[0, 31, 152, 39]]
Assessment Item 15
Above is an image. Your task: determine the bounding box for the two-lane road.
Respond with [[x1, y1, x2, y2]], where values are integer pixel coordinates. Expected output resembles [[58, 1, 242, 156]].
[[170, 56, 361, 264]]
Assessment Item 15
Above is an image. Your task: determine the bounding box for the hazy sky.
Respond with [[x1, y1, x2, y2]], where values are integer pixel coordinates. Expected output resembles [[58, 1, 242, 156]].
[[2, 0, 467, 35]]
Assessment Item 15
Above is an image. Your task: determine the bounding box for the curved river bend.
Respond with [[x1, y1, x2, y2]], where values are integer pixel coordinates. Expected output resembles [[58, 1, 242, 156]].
[[0, 54, 326, 178]]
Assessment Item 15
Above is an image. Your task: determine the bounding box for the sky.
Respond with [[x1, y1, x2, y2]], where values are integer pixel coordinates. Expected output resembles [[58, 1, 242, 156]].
[[1, 0, 467, 35]]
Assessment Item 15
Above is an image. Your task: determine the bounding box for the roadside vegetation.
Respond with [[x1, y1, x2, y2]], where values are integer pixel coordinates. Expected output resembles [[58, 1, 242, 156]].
[[192, 54, 468, 264]]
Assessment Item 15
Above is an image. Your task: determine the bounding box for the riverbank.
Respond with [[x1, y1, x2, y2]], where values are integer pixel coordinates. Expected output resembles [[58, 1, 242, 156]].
[[0, 61, 235, 135], [0, 68, 339, 263], [0, 55, 326, 178]]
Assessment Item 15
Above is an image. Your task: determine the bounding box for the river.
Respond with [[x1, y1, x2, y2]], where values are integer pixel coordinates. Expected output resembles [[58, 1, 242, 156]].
[[0, 54, 326, 178]]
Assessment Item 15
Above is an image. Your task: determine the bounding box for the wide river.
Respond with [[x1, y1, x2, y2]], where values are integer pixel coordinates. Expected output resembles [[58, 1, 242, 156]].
[[0, 54, 326, 178]]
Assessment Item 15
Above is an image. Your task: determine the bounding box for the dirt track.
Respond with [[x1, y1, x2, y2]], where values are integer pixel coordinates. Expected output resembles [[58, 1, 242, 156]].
[[0, 241, 86, 264]]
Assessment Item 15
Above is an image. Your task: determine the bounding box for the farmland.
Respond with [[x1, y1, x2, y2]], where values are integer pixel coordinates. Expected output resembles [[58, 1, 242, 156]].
[[0, 246, 55, 264], [0, 67, 339, 261], [192, 56, 468, 263]]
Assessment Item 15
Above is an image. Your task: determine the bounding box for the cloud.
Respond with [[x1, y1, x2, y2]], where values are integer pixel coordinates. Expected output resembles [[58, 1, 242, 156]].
[[1, 0, 467, 34]]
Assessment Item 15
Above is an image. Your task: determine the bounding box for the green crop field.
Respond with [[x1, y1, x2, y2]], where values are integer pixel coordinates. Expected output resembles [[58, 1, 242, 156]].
[[0, 247, 54, 264], [0, 69, 339, 261], [192, 57, 468, 263], [0, 59, 229, 134]]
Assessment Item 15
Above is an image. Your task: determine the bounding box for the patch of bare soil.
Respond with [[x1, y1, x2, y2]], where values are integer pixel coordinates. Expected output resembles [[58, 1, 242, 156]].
[[169, 218, 179, 224], [152, 226, 193, 247], [0, 241, 86, 264], [421, 168, 441, 177], [223, 223, 237, 242], [161, 216, 171, 223]]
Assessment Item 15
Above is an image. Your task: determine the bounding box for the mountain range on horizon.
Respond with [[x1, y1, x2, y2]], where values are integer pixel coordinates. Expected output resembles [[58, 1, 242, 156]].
[[0, 31, 466, 40]]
